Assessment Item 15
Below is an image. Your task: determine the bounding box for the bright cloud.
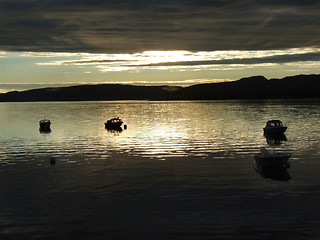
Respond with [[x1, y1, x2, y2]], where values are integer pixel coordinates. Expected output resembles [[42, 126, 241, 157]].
[[34, 48, 320, 72], [0, 51, 6, 57]]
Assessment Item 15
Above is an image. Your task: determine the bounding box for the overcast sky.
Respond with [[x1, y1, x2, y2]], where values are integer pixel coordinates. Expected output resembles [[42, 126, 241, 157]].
[[1, 0, 320, 92]]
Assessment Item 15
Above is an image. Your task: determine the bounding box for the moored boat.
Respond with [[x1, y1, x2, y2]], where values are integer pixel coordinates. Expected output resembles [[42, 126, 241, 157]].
[[254, 147, 290, 168], [263, 120, 287, 134], [264, 132, 287, 145], [39, 118, 51, 132], [105, 117, 123, 130]]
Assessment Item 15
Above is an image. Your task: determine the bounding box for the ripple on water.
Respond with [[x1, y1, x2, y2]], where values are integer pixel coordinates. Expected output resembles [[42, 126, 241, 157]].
[[1, 101, 320, 240]]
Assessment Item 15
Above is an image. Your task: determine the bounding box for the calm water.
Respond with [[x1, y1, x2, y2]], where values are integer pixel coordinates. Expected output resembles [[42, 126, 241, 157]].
[[1, 100, 320, 240]]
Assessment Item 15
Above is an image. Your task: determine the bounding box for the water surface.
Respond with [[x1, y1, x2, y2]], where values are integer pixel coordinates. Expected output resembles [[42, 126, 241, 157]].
[[0, 100, 320, 239]]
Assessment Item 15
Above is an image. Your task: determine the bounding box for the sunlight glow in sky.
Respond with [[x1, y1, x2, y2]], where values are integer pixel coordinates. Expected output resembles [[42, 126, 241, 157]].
[[1, 1, 320, 93], [33, 47, 320, 72], [1, 47, 320, 93]]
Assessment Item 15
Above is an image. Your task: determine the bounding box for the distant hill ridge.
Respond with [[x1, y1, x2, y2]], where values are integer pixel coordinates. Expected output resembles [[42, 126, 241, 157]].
[[0, 74, 320, 102]]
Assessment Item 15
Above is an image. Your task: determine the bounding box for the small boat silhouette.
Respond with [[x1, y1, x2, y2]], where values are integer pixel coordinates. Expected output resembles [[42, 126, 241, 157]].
[[254, 147, 290, 168], [39, 118, 51, 132], [263, 120, 287, 134], [105, 117, 123, 130], [264, 132, 287, 145]]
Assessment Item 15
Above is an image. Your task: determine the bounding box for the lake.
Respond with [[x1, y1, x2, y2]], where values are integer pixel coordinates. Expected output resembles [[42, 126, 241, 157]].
[[1, 100, 320, 240]]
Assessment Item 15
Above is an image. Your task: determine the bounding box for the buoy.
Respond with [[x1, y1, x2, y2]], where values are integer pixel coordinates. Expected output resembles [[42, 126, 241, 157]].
[[50, 157, 56, 166], [124, 124, 127, 130]]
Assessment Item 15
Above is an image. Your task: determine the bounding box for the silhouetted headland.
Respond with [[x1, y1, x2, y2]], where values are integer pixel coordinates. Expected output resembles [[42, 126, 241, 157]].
[[1, 74, 320, 102]]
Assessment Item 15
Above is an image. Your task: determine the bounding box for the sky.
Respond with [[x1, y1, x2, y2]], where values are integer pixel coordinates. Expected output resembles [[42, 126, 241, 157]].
[[1, 0, 320, 93]]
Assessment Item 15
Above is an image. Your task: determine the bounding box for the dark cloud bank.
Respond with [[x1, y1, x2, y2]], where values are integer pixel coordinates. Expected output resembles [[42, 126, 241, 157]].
[[1, 0, 320, 53]]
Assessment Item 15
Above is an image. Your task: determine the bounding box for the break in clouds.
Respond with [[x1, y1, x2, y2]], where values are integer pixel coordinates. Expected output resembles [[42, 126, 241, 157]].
[[1, 0, 320, 53], [1, 0, 320, 93], [32, 48, 320, 72]]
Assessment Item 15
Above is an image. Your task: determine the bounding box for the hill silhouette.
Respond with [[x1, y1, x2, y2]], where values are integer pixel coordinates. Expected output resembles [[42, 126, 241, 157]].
[[175, 74, 320, 99], [0, 74, 320, 102]]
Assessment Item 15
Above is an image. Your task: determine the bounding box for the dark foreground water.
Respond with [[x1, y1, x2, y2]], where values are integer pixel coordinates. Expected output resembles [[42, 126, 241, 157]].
[[1, 100, 320, 240]]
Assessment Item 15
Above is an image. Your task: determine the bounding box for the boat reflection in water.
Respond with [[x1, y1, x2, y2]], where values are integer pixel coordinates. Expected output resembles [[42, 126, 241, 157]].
[[255, 164, 291, 181], [106, 127, 123, 135], [264, 132, 287, 145]]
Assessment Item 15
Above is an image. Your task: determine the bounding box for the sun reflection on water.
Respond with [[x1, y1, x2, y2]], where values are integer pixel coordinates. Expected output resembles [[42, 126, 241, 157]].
[[1, 100, 320, 164]]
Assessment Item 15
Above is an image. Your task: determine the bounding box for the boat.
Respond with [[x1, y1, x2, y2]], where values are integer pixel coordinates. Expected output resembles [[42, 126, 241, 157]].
[[264, 132, 287, 145], [254, 147, 290, 168], [263, 120, 287, 134], [105, 117, 123, 130], [39, 118, 51, 132]]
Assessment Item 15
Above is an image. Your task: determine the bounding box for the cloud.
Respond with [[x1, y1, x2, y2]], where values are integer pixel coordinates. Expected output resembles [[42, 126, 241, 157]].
[[136, 52, 320, 67], [1, 0, 320, 53], [34, 48, 320, 72], [0, 51, 6, 57], [20, 52, 85, 57]]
